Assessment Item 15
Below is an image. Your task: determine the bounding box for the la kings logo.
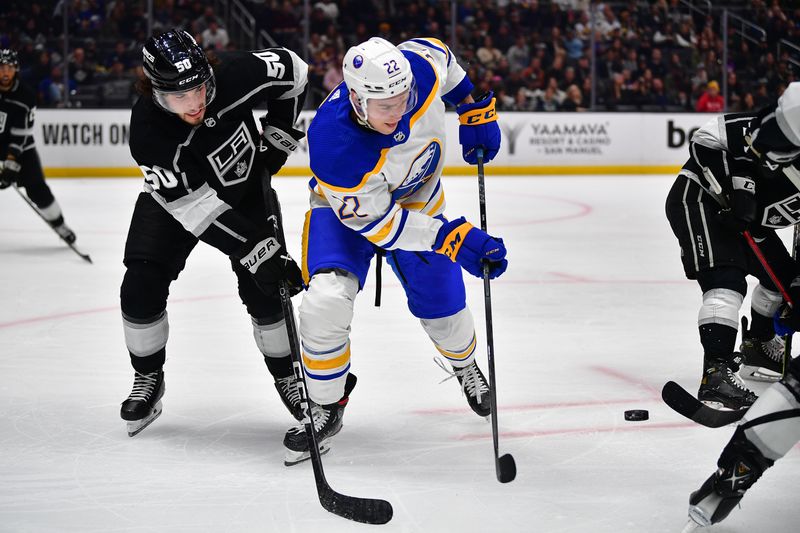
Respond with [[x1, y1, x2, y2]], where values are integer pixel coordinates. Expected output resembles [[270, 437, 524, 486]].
[[762, 193, 800, 228], [206, 122, 255, 186]]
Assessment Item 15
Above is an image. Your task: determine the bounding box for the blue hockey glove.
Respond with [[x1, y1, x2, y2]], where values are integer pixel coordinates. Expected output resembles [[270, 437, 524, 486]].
[[457, 92, 501, 165], [433, 217, 507, 279], [0, 159, 21, 189]]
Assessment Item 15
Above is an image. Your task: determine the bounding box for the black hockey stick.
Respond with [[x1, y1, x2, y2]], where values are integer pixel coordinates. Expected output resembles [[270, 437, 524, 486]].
[[476, 148, 516, 483], [12, 184, 92, 263], [661, 381, 747, 428], [260, 177, 393, 525]]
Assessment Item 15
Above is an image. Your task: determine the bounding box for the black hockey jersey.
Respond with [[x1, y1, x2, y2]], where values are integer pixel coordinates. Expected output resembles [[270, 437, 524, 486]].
[[681, 112, 800, 230], [0, 79, 36, 159], [128, 48, 307, 254]]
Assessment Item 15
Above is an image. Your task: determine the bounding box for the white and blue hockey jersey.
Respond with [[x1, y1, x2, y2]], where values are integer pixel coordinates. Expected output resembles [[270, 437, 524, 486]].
[[306, 38, 474, 251]]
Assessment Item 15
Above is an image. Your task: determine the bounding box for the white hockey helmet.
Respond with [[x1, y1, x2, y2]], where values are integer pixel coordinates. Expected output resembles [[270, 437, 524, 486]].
[[342, 37, 418, 122]]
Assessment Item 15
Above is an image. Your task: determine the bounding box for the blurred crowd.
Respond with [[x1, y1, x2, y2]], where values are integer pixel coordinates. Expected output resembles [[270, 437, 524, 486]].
[[1, 0, 798, 113]]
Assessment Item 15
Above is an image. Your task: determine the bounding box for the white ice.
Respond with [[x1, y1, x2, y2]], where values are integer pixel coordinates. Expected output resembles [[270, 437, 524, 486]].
[[1, 175, 798, 533]]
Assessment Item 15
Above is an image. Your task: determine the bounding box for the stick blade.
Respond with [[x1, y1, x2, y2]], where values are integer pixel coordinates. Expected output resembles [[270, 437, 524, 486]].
[[320, 486, 393, 525], [661, 381, 746, 428], [496, 453, 516, 483]]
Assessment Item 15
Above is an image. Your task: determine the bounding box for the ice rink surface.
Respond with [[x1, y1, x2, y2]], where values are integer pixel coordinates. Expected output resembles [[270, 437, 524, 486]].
[[1, 175, 798, 533]]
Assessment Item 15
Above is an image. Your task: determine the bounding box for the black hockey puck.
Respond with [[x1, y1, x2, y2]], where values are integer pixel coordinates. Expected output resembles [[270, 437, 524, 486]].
[[624, 409, 649, 421]]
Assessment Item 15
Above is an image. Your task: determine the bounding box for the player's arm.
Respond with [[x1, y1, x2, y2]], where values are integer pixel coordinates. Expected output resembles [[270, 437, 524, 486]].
[[0, 99, 33, 186]]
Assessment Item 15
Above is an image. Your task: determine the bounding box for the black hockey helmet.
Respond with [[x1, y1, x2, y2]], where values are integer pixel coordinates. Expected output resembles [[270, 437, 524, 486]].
[[142, 29, 216, 113], [0, 49, 19, 68], [745, 87, 800, 177]]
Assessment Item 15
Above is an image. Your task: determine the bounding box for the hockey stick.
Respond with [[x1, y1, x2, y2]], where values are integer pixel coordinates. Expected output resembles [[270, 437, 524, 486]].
[[476, 148, 516, 483], [12, 184, 92, 263], [661, 381, 747, 428], [260, 177, 393, 525]]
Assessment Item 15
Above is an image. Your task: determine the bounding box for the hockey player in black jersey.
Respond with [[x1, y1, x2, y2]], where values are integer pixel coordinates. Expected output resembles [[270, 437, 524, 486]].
[[665, 82, 800, 411], [120, 29, 324, 437], [0, 49, 77, 244]]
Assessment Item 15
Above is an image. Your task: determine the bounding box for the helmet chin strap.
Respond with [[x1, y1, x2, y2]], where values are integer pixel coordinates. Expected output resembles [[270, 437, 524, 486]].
[[350, 91, 378, 131]]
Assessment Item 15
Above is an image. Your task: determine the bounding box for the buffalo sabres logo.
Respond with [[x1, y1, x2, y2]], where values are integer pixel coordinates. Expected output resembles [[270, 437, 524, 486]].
[[204, 117, 216, 127], [392, 140, 442, 201], [394, 131, 406, 142]]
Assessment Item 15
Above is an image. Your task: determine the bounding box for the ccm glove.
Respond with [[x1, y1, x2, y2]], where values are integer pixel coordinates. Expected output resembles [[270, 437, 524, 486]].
[[259, 117, 305, 176], [456, 91, 501, 165], [233, 231, 304, 296], [433, 217, 508, 279], [715, 176, 757, 233], [0, 159, 22, 189]]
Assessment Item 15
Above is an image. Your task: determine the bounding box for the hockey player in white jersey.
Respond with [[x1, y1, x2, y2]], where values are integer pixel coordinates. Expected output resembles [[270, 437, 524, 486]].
[[281, 37, 507, 465]]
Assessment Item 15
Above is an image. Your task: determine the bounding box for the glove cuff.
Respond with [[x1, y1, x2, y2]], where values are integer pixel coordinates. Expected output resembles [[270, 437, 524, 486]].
[[458, 98, 498, 125], [433, 218, 473, 260]]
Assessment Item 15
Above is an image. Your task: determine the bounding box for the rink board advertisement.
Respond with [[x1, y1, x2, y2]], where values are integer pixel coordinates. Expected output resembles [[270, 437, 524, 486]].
[[34, 109, 713, 177]]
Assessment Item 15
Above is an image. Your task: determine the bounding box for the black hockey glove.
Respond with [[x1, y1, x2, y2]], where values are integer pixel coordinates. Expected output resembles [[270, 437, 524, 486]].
[[258, 117, 305, 176], [0, 159, 21, 189], [232, 231, 304, 296], [715, 176, 757, 233], [775, 277, 800, 333]]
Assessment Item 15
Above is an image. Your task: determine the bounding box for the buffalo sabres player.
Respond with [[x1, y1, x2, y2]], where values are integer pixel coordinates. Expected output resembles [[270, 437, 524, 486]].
[[0, 49, 77, 244], [120, 29, 308, 437], [665, 82, 800, 411], [281, 37, 506, 465], [683, 83, 800, 529]]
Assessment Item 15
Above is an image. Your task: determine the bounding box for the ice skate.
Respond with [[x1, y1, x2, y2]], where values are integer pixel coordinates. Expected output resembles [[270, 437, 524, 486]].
[[274, 374, 304, 422], [283, 373, 356, 466], [740, 320, 785, 382], [687, 427, 773, 527], [50, 217, 76, 244], [436, 358, 492, 418], [698, 359, 757, 411], [120, 370, 165, 437]]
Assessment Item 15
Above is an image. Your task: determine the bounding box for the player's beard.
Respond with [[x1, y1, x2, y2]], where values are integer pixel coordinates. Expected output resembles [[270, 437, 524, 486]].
[[178, 108, 206, 125]]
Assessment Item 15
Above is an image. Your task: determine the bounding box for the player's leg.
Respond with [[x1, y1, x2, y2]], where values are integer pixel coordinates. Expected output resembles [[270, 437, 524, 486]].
[[17, 149, 76, 243], [740, 233, 796, 380], [283, 207, 373, 465], [666, 174, 756, 409], [233, 259, 304, 421], [119, 193, 197, 436], [688, 355, 800, 526], [388, 248, 491, 417]]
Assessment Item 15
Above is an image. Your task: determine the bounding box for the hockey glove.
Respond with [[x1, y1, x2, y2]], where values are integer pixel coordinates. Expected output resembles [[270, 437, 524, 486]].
[[433, 217, 507, 279], [457, 92, 501, 165], [233, 231, 304, 296], [774, 276, 800, 333], [715, 176, 757, 233], [259, 117, 305, 176], [0, 159, 21, 189]]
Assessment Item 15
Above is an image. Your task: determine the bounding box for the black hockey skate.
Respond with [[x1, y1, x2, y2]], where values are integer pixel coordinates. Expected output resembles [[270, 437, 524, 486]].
[[436, 358, 492, 417], [120, 370, 165, 437], [283, 373, 357, 467], [687, 427, 773, 527], [740, 318, 785, 382], [698, 359, 757, 411], [50, 217, 76, 244], [274, 374, 304, 422]]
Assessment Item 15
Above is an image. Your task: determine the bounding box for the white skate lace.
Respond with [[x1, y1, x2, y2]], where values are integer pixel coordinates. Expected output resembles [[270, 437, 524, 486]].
[[128, 372, 159, 401], [288, 403, 331, 435], [725, 367, 752, 393], [434, 357, 488, 405], [760, 337, 785, 362], [276, 375, 302, 407]]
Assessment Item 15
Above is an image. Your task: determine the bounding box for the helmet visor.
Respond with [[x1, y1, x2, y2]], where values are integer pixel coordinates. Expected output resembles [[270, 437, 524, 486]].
[[359, 76, 418, 122], [153, 75, 216, 115]]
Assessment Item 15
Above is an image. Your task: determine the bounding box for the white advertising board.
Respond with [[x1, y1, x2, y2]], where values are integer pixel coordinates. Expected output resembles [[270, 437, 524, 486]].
[[33, 109, 715, 176]]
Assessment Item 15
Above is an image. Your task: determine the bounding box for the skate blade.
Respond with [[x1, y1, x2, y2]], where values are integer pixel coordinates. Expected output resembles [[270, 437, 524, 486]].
[[126, 402, 163, 437], [284, 440, 331, 467], [681, 518, 702, 532], [742, 365, 781, 382], [687, 503, 714, 528]]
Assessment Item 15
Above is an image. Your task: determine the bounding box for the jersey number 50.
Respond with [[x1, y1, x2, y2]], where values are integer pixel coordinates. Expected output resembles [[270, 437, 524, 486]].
[[140, 165, 179, 190]]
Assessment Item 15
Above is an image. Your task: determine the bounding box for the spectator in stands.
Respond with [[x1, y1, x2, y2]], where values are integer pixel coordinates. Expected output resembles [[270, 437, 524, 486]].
[[506, 35, 530, 73], [201, 20, 230, 51], [561, 84, 587, 112], [68, 47, 95, 86], [695, 80, 724, 112], [321, 54, 343, 93], [476, 36, 503, 70], [38, 65, 74, 108]]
